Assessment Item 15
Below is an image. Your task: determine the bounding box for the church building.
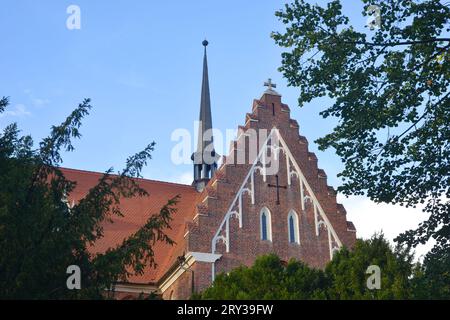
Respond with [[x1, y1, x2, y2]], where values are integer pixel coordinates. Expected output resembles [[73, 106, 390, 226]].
[[60, 41, 357, 299]]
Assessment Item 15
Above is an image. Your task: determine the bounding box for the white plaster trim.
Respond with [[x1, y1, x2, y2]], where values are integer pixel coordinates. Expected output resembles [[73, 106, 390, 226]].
[[113, 283, 158, 295], [276, 130, 343, 254], [245, 118, 259, 125], [159, 252, 222, 293], [259, 207, 273, 241], [193, 213, 208, 221], [287, 209, 300, 245], [210, 129, 277, 281], [159, 254, 195, 293], [209, 128, 345, 281], [211, 129, 276, 256], [189, 252, 222, 263]]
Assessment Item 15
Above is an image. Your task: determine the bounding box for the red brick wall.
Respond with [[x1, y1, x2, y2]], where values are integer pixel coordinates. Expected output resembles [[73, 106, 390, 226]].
[[169, 92, 356, 299]]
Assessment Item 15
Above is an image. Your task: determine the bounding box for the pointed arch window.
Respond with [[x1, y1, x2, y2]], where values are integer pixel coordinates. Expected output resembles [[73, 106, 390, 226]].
[[288, 210, 300, 244], [260, 207, 272, 241]]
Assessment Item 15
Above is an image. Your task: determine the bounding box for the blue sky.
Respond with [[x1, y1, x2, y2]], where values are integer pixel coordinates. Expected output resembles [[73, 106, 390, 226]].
[[0, 0, 368, 184], [0, 0, 432, 256]]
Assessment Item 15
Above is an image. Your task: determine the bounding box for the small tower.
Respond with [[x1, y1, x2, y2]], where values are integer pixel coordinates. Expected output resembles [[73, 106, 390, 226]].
[[191, 40, 218, 192]]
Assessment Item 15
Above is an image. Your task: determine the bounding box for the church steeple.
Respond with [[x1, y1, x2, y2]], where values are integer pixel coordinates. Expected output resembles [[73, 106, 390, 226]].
[[191, 40, 217, 192]]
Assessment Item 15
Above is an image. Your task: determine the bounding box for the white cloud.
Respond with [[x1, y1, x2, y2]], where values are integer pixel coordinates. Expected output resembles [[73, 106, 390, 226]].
[[173, 171, 193, 185], [339, 194, 434, 259], [23, 89, 50, 107], [0, 104, 31, 118], [32, 98, 50, 107]]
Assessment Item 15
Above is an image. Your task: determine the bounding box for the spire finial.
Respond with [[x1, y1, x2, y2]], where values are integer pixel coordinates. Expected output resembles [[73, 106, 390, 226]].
[[202, 39, 209, 47]]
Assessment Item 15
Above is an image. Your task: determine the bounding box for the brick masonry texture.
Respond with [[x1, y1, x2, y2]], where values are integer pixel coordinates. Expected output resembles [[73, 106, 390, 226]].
[[168, 92, 357, 299]]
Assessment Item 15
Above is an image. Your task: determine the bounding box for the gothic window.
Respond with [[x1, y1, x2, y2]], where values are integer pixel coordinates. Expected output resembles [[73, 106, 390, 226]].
[[262, 213, 268, 240], [260, 207, 272, 241], [288, 210, 300, 244]]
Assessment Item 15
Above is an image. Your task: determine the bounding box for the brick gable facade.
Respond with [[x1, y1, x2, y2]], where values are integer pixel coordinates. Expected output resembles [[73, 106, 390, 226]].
[[62, 90, 356, 300], [173, 91, 356, 298]]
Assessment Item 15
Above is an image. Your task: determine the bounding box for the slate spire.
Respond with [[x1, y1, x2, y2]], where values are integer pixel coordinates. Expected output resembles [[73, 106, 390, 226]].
[[191, 40, 217, 192]]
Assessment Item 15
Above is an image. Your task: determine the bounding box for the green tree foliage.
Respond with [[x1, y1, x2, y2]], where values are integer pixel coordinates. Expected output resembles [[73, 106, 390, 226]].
[[411, 246, 450, 299], [272, 0, 450, 259], [0, 96, 178, 299], [196, 234, 422, 300], [326, 234, 413, 299], [195, 254, 328, 300]]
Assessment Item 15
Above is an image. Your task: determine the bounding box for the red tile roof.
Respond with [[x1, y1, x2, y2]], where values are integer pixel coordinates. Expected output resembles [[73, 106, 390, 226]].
[[60, 167, 199, 284]]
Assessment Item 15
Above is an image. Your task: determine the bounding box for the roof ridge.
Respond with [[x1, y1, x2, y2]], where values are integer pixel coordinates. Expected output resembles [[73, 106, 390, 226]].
[[59, 167, 195, 189]]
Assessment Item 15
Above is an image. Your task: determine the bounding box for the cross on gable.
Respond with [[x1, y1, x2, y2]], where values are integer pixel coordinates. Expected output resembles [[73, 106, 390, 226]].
[[264, 78, 276, 91], [267, 174, 287, 205]]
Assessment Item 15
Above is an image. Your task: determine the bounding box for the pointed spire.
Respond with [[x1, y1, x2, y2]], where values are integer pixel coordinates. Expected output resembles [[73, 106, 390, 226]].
[[191, 39, 218, 192], [196, 39, 213, 155]]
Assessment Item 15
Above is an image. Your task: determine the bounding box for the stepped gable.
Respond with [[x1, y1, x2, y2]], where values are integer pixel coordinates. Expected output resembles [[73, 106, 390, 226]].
[[184, 84, 357, 282]]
